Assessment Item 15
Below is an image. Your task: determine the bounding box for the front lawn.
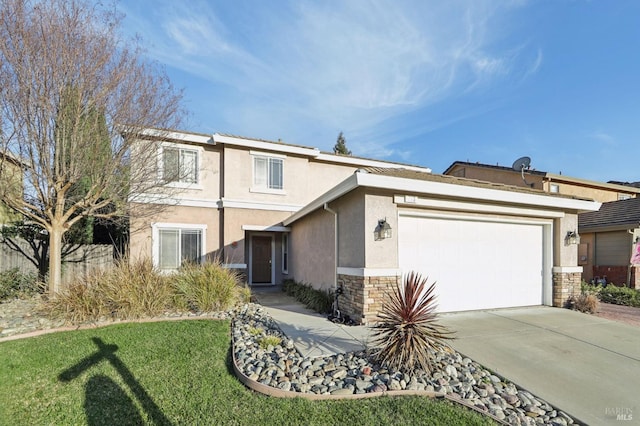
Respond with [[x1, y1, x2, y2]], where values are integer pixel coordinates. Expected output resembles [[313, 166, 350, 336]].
[[0, 320, 493, 425]]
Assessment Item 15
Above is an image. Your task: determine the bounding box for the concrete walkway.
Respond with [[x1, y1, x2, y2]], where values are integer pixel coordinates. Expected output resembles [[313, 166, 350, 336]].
[[251, 286, 373, 358], [439, 307, 640, 425], [253, 287, 640, 424]]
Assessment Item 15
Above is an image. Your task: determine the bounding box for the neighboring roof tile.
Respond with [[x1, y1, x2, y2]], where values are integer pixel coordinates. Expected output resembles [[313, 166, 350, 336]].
[[579, 197, 640, 230], [363, 167, 591, 201], [443, 160, 546, 176]]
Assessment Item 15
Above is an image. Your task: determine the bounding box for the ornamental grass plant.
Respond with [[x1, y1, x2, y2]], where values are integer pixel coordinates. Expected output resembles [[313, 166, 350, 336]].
[[46, 258, 250, 323], [172, 261, 250, 312], [371, 271, 454, 374]]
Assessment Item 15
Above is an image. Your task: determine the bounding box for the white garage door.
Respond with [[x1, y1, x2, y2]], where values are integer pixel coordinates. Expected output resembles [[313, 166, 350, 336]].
[[398, 214, 545, 312]]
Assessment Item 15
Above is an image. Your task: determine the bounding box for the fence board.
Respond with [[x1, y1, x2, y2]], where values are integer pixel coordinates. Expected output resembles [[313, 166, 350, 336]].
[[0, 238, 114, 285]]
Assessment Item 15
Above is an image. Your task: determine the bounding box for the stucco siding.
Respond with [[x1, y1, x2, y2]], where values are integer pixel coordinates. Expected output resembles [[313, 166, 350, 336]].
[[554, 213, 579, 266], [222, 146, 360, 205], [364, 191, 398, 268], [545, 183, 627, 203], [289, 208, 335, 290], [128, 204, 220, 263], [333, 189, 366, 268]]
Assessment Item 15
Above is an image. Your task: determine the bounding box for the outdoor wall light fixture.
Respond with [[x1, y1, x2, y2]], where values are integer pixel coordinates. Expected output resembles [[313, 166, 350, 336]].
[[566, 231, 580, 245], [374, 218, 392, 241]]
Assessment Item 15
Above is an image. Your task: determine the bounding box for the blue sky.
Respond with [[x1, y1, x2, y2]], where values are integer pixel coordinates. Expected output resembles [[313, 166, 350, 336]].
[[119, 0, 640, 182]]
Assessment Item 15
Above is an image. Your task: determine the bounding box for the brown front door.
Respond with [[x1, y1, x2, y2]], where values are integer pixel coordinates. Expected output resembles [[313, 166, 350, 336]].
[[251, 235, 272, 284]]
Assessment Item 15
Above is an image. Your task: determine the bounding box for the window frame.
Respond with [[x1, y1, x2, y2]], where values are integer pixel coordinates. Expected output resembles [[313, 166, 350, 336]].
[[250, 151, 285, 194], [152, 223, 207, 271], [159, 143, 202, 189]]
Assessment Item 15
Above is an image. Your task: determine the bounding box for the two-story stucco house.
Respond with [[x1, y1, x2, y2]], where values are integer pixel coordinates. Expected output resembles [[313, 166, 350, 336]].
[[128, 129, 431, 286], [130, 129, 601, 324]]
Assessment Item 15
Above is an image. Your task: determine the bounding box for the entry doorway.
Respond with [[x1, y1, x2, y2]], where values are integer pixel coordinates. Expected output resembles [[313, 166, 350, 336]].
[[250, 235, 273, 285]]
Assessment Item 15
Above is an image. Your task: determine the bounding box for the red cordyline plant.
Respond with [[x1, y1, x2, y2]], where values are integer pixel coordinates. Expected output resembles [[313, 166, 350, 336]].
[[371, 271, 454, 374]]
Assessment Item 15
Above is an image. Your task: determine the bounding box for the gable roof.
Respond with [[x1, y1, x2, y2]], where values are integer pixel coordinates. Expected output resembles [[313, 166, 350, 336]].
[[579, 197, 640, 232], [131, 127, 432, 173], [284, 168, 601, 226]]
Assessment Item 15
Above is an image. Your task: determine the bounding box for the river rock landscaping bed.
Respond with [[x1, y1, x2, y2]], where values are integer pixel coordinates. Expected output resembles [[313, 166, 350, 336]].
[[233, 304, 581, 426]]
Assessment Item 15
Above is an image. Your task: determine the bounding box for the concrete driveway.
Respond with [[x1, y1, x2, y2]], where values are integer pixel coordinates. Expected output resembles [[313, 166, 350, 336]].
[[439, 307, 640, 425]]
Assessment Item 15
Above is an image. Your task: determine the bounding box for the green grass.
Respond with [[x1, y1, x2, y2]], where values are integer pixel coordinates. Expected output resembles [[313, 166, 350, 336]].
[[0, 321, 494, 425]]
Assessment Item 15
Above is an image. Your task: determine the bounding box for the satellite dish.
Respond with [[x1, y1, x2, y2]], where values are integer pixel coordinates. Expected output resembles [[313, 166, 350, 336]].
[[512, 156, 533, 187]]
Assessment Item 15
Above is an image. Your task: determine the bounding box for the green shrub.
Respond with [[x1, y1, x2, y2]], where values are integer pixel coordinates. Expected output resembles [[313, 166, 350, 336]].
[[0, 268, 41, 301], [258, 335, 282, 349], [581, 280, 602, 296], [599, 285, 640, 307], [171, 262, 250, 312], [371, 272, 454, 374], [282, 279, 333, 314]]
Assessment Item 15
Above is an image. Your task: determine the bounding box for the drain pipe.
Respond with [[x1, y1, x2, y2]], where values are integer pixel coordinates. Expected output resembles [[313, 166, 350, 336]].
[[324, 203, 338, 290]]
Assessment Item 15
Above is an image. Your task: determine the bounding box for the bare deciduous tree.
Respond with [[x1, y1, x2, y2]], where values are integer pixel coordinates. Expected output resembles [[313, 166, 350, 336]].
[[0, 0, 185, 294]]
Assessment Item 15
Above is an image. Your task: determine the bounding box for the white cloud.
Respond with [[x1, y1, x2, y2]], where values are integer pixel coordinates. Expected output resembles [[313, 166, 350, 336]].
[[121, 0, 539, 152]]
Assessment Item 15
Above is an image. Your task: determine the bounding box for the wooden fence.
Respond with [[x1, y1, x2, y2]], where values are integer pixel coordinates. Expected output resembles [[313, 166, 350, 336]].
[[0, 238, 114, 285]]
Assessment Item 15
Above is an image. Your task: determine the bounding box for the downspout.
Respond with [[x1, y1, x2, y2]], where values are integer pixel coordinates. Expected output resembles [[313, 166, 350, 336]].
[[324, 203, 338, 290]]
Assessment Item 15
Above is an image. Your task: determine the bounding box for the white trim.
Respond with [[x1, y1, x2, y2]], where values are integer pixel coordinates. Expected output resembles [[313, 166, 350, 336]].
[[249, 187, 287, 195], [151, 223, 207, 270], [221, 198, 302, 212], [393, 195, 566, 219], [314, 153, 431, 173], [134, 128, 215, 145], [398, 210, 554, 227], [215, 133, 319, 156], [250, 150, 286, 159], [337, 267, 403, 277], [223, 263, 247, 269], [130, 194, 220, 208], [552, 266, 584, 274], [242, 225, 291, 232], [356, 173, 601, 212]]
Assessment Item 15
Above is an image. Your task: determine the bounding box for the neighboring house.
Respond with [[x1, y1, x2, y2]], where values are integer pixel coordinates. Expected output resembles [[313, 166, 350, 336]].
[[444, 161, 640, 202], [579, 197, 640, 288], [0, 152, 24, 225], [131, 128, 600, 324]]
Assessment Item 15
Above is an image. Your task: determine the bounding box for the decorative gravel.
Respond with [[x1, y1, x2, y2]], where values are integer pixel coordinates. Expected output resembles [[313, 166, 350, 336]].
[[233, 304, 582, 426]]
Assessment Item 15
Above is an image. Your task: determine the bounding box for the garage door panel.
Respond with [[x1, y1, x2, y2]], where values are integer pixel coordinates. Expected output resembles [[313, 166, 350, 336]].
[[399, 215, 543, 312]]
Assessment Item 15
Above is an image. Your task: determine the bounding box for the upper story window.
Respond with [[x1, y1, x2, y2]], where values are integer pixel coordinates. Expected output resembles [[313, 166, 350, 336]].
[[252, 151, 284, 193], [618, 193, 632, 201], [162, 146, 198, 185], [549, 184, 559, 193]]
